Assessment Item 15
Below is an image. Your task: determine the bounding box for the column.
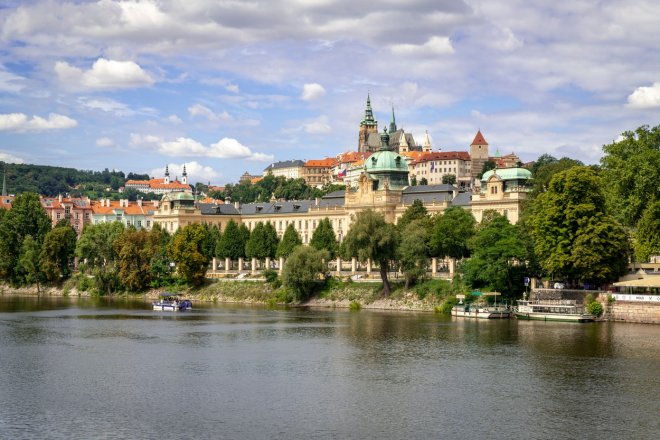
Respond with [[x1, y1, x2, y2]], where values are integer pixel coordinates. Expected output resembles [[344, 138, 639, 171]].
[[336, 257, 342, 276], [351, 257, 356, 275], [449, 258, 455, 277], [366, 259, 372, 275], [225, 258, 230, 273], [265, 257, 271, 271], [212, 257, 217, 272], [238, 257, 244, 272], [279, 257, 284, 275], [251, 257, 257, 275], [432, 258, 437, 276]]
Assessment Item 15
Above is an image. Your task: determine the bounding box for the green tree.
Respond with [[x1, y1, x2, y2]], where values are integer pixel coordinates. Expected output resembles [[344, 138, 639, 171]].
[[282, 245, 329, 301], [245, 222, 279, 259], [419, 177, 428, 185], [40, 224, 77, 281], [530, 153, 558, 176], [442, 174, 457, 185], [481, 160, 496, 176], [216, 220, 249, 260], [528, 166, 629, 285], [147, 224, 173, 287], [277, 224, 302, 258], [76, 222, 125, 268], [461, 213, 529, 298], [202, 224, 221, 259], [530, 157, 583, 197], [0, 192, 51, 282], [114, 228, 157, 291], [601, 124, 660, 227], [18, 235, 43, 291], [397, 199, 428, 231], [634, 201, 660, 261], [309, 218, 338, 259], [397, 218, 432, 288], [168, 224, 210, 286], [429, 206, 476, 260], [341, 209, 398, 296]]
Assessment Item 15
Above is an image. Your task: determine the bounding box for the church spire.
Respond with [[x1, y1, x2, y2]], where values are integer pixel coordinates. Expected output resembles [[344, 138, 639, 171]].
[[182, 164, 188, 184], [362, 93, 376, 125], [389, 105, 397, 133], [379, 126, 390, 151], [164, 165, 170, 185]]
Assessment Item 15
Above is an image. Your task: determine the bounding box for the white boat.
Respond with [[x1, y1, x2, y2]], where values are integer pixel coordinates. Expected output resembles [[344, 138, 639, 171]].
[[152, 293, 192, 311], [451, 292, 511, 319], [451, 304, 511, 319], [515, 300, 594, 322]]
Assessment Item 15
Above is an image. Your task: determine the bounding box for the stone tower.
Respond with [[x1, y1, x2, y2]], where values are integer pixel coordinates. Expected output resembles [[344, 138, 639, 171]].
[[470, 130, 489, 181], [358, 94, 378, 153], [164, 165, 170, 185], [182, 165, 188, 185]]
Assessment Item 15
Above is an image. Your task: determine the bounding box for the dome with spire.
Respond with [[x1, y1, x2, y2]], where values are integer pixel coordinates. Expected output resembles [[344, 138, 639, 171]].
[[364, 127, 409, 190]]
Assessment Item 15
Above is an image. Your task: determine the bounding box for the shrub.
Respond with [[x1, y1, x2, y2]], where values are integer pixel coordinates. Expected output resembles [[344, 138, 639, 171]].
[[349, 300, 362, 311], [262, 269, 279, 284], [586, 300, 604, 317], [439, 296, 458, 314]]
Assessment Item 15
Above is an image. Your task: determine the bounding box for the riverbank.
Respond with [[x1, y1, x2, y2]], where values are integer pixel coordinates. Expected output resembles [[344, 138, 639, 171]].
[[0, 280, 450, 313]]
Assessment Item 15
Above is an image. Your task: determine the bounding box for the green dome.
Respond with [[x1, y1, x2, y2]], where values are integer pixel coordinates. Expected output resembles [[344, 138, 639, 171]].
[[171, 191, 195, 201], [365, 150, 408, 174], [481, 167, 532, 182]]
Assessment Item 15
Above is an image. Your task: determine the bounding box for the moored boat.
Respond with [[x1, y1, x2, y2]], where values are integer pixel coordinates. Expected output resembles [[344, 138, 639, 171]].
[[152, 293, 192, 311], [515, 300, 594, 322], [451, 292, 511, 319]]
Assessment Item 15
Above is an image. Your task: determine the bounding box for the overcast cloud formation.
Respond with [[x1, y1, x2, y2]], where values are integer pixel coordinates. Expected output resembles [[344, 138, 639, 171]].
[[1, 0, 659, 183]]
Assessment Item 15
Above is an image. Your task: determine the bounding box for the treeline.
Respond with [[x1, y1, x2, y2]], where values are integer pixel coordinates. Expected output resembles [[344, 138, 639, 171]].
[[210, 173, 345, 203]]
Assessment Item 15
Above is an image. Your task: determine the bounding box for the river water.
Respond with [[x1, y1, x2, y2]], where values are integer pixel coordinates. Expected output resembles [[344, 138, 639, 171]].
[[0, 296, 658, 440]]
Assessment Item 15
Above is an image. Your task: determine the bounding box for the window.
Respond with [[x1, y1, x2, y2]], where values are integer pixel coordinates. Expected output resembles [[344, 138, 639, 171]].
[[56, 213, 61, 220], [146, 221, 150, 228], [137, 221, 142, 228]]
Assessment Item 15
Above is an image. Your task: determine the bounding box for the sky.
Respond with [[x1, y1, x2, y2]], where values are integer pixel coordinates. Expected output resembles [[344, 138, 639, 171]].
[[1, 0, 659, 185]]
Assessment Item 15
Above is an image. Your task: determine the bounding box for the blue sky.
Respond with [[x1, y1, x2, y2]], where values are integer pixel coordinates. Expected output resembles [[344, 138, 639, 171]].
[[1, 0, 659, 185]]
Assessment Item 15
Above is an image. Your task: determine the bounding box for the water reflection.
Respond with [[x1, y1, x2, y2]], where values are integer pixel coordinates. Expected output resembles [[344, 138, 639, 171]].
[[0, 296, 658, 440]]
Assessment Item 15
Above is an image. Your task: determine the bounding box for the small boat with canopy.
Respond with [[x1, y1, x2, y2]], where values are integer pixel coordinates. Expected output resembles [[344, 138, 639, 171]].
[[152, 293, 192, 311]]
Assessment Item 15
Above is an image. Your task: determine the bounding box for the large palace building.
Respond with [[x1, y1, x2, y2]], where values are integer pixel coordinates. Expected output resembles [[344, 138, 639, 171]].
[[152, 127, 532, 239]]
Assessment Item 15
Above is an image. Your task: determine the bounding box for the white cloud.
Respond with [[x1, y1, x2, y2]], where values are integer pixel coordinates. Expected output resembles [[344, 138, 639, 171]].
[[150, 161, 220, 184], [78, 97, 134, 116], [156, 136, 273, 161], [166, 114, 182, 124], [390, 36, 454, 56], [626, 82, 660, 109], [0, 69, 26, 93], [129, 133, 162, 147], [187, 103, 259, 126], [0, 151, 25, 164], [96, 137, 115, 148], [303, 116, 332, 134], [0, 112, 78, 132], [301, 83, 326, 101], [55, 58, 153, 90]]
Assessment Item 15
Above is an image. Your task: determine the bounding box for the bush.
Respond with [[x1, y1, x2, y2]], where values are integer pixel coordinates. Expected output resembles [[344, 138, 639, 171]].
[[586, 300, 604, 317], [439, 296, 458, 314], [262, 269, 279, 284], [282, 246, 329, 301], [349, 300, 362, 311]]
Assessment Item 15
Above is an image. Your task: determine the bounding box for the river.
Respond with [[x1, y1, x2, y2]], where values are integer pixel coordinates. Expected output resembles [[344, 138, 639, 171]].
[[0, 296, 658, 440]]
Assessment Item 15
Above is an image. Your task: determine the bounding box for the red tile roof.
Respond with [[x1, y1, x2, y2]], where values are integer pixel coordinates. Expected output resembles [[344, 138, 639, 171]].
[[471, 130, 488, 146], [125, 178, 190, 190], [305, 158, 338, 168]]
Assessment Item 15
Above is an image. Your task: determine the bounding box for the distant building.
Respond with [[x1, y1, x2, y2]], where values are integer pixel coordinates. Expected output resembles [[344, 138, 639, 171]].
[[239, 171, 260, 184], [41, 195, 94, 234], [91, 198, 159, 230], [263, 160, 305, 179], [407, 151, 472, 188], [302, 158, 336, 187], [124, 165, 191, 195], [358, 95, 419, 154]]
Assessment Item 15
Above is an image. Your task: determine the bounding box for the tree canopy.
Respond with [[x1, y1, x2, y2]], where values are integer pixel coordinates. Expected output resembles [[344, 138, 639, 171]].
[[168, 224, 211, 286], [282, 245, 329, 301], [309, 218, 338, 259], [341, 209, 398, 295], [600, 124, 660, 228], [245, 222, 279, 259], [429, 206, 476, 259], [528, 166, 629, 285], [276, 224, 302, 258], [633, 200, 660, 262]]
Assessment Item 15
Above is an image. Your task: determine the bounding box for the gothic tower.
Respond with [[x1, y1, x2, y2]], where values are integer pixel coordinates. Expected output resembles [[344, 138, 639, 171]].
[[470, 130, 490, 181], [182, 165, 188, 185], [164, 165, 170, 185], [358, 94, 378, 153]]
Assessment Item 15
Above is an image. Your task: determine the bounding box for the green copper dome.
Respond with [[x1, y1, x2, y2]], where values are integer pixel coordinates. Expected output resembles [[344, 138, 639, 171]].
[[481, 167, 532, 182], [366, 150, 408, 174], [171, 191, 195, 201]]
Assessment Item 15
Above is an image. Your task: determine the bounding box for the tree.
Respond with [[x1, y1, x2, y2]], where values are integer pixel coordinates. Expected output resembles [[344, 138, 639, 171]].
[[442, 174, 456, 185], [309, 217, 338, 259], [18, 235, 43, 291], [245, 222, 279, 260], [528, 166, 629, 285], [76, 222, 125, 268], [168, 224, 210, 286], [114, 228, 156, 291], [0, 192, 51, 282], [40, 224, 77, 281], [409, 175, 417, 186], [397, 199, 428, 231], [634, 201, 660, 261], [282, 245, 329, 301], [481, 160, 496, 175], [530, 153, 558, 176], [429, 206, 476, 260], [419, 177, 428, 186], [530, 157, 583, 197], [147, 224, 173, 287], [601, 124, 660, 227], [202, 224, 221, 260], [397, 218, 432, 288], [216, 220, 249, 260], [277, 224, 302, 258], [341, 209, 398, 296], [461, 213, 530, 298]]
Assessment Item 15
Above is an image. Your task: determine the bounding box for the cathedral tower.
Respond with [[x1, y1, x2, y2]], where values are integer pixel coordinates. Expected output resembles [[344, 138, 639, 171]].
[[358, 94, 379, 153]]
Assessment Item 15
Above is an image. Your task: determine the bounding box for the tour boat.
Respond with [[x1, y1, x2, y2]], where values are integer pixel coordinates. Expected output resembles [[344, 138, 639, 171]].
[[515, 300, 594, 322], [152, 293, 192, 311], [451, 304, 511, 319], [451, 292, 511, 319]]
